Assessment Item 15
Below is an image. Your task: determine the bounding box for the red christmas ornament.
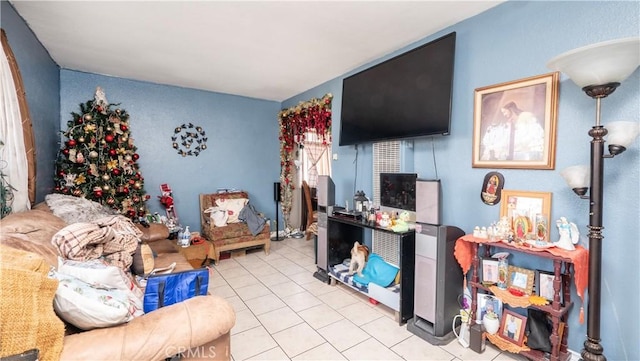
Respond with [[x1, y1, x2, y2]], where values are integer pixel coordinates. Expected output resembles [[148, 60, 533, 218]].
[[123, 187, 130, 195], [108, 149, 117, 157], [145, 195, 151, 200], [62, 188, 69, 194], [107, 198, 115, 205], [96, 106, 103, 112], [94, 189, 103, 197], [68, 139, 77, 147], [72, 189, 82, 196], [105, 134, 115, 143], [58, 170, 66, 177], [132, 153, 139, 160], [129, 179, 135, 185], [77, 117, 84, 124], [62, 148, 70, 156], [120, 124, 128, 132], [112, 168, 121, 176], [127, 209, 136, 218], [132, 196, 140, 203]]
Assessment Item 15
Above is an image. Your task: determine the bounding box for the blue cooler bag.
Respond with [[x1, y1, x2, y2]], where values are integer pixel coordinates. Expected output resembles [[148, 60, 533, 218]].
[[143, 268, 209, 313]]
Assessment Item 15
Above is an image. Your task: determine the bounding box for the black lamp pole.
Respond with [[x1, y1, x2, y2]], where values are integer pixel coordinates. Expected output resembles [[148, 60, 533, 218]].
[[580, 84, 619, 361]]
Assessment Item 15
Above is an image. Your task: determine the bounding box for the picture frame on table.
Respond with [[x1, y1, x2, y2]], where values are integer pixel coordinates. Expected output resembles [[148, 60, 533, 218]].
[[499, 309, 528, 346], [472, 72, 559, 170], [476, 293, 502, 323], [499, 190, 552, 241], [508, 265, 535, 295], [482, 258, 500, 285], [536, 270, 563, 304]]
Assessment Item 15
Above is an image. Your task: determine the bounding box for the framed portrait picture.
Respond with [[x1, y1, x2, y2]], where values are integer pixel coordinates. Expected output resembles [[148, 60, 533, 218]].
[[476, 293, 502, 323], [499, 309, 528, 346], [482, 258, 499, 284], [508, 265, 535, 295], [499, 190, 552, 241], [536, 270, 563, 304], [472, 72, 559, 169]]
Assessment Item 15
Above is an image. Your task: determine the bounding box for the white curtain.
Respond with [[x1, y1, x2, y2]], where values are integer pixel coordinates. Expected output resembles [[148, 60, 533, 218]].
[[0, 42, 30, 213], [302, 131, 331, 187]]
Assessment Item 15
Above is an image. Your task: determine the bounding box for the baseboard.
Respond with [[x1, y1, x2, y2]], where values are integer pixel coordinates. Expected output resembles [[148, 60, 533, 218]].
[[568, 349, 580, 361]]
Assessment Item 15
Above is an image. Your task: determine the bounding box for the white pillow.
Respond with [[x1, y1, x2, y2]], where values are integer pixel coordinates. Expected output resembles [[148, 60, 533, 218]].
[[51, 270, 133, 330], [215, 198, 248, 223], [204, 206, 229, 227], [57, 257, 144, 302]]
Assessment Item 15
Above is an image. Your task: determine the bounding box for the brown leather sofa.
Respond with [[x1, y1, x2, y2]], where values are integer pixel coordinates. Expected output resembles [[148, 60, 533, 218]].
[[0, 203, 235, 361]]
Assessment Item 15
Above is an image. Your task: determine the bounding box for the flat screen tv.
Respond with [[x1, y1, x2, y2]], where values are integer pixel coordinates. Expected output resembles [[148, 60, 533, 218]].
[[339, 32, 456, 146], [380, 172, 417, 212]]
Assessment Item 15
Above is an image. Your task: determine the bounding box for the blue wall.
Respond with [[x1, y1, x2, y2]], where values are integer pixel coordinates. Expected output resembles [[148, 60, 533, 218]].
[[59, 71, 281, 230], [1, 1, 60, 201], [283, 1, 639, 359]]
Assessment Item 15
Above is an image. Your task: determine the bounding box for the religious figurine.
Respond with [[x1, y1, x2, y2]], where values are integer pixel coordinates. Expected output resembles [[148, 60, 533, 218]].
[[555, 216, 579, 251]]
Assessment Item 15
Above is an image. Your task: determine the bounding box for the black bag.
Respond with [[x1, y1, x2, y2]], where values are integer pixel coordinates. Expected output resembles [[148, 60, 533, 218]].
[[526, 308, 552, 353], [143, 268, 209, 313], [239, 203, 267, 236]]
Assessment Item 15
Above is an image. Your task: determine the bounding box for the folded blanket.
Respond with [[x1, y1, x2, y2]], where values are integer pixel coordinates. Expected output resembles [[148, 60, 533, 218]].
[[353, 253, 399, 288], [0, 245, 65, 361], [51, 215, 141, 269]]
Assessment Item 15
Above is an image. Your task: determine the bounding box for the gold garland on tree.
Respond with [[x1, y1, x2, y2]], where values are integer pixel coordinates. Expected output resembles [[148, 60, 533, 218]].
[[278, 93, 332, 219]]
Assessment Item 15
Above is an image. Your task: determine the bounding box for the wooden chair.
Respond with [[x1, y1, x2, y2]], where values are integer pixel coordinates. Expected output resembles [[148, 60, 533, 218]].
[[302, 181, 318, 240]]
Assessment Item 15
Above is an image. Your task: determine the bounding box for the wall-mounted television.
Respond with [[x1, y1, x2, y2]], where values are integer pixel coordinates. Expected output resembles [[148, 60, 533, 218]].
[[339, 32, 456, 146]]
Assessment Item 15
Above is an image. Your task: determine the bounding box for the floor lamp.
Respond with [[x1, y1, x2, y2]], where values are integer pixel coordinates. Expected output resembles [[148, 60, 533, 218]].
[[547, 37, 640, 361]]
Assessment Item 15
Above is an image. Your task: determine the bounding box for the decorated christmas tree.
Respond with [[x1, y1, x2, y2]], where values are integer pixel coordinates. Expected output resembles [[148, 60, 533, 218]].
[[53, 87, 149, 220]]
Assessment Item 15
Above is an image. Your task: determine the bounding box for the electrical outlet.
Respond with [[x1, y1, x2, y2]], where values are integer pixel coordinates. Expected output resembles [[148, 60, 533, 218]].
[[332, 153, 338, 160]]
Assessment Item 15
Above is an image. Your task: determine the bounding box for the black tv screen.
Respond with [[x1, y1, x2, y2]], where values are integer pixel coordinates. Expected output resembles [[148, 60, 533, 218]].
[[339, 32, 456, 146], [380, 173, 417, 212]]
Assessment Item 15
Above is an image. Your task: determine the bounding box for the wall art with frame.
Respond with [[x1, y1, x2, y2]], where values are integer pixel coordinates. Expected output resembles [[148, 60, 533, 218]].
[[499, 309, 528, 346], [472, 72, 559, 170], [481, 258, 500, 285], [508, 265, 535, 295], [499, 190, 552, 241], [536, 270, 563, 304]]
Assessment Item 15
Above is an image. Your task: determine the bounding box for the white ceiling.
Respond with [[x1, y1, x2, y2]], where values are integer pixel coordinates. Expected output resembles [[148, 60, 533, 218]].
[[10, 1, 503, 102]]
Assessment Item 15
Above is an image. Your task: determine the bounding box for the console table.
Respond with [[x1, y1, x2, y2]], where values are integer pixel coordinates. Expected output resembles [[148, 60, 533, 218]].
[[325, 214, 415, 325]]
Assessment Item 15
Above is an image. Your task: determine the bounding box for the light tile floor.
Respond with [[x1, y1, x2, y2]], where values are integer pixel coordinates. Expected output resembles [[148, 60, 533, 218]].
[[209, 237, 528, 361]]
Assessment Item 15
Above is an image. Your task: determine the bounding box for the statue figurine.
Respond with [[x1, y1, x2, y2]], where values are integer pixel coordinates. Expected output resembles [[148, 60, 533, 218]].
[[555, 217, 579, 251]]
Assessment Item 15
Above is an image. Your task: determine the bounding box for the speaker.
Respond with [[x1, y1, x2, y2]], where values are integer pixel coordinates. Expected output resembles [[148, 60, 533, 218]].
[[273, 182, 281, 202], [416, 179, 442, 226], [316, 175, 335, 207]]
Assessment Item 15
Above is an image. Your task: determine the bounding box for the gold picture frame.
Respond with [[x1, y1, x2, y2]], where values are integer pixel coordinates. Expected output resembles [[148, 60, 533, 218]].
[[472, 72, 559, 169], [500, 190, 552, 241], [508, 265, 535, 295]]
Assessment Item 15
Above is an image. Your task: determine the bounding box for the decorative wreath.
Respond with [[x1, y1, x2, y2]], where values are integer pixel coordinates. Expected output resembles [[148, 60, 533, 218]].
[[171, 123, 208, 157]]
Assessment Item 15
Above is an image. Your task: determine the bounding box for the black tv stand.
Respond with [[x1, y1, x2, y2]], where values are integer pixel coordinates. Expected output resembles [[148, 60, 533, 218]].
[[324, 215, 415, 325]]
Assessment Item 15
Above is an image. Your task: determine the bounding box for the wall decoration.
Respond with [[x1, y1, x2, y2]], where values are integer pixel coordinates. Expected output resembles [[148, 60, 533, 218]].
[[499, 190, 552, 241], [480, 171, 504, 205], [278, 93, 332, 218], [171, 123, 207, 157], [472, 72, 559, 169]]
